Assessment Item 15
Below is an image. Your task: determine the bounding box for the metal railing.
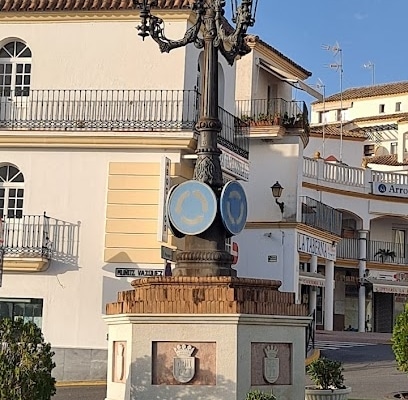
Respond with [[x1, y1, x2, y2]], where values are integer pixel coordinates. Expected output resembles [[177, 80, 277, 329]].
[[1, 214, 79, 264], [305, 310, 316, 356], [300, 196, 342, 236], [368, 240, 408, 265], [0, 89, 249, 159], [235, 98, 309, 131], [337, 238, 359, 260], [337, 238, 408, 265]]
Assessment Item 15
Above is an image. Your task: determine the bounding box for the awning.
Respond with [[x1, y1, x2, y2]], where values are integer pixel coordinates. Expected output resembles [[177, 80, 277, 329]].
[[256, 58, 323, 101], [367, 279, 408, 295], [299, 271, 326, 287]]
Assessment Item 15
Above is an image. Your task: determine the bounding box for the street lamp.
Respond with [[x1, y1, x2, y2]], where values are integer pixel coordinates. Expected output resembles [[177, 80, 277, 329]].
[[322, 41, 344, 163], [134, 0, 259, 277], [271, 181, 284, 214]]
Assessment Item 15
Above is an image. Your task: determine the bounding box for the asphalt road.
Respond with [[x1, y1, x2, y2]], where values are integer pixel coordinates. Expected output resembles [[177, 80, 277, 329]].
[[54, 385, 106, 400], [310, 335, 407, 400]]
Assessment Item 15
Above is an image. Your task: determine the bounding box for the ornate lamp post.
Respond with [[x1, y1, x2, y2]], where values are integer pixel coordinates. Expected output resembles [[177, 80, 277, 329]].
[[134, 0, 258, 277]]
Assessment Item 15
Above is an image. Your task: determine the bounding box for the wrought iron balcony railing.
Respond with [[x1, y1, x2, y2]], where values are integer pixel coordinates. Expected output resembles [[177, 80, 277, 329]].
[[1, 214, 79, 265], [0, 89, 249, 159], [300, 196, 342, 236], [235, 98, 309, 132]]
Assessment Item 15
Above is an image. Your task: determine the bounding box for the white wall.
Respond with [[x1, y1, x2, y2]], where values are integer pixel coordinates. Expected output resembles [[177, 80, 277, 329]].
[[0, 148, 182, 349], [0, 19, 191, 90]]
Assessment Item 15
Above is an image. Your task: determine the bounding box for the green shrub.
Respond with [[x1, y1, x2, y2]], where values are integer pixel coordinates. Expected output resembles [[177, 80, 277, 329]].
[[0, 318, 56, 399], [392, 303, 408, 373], [306, 357, 345, 390], [245, 389, 276, 400]]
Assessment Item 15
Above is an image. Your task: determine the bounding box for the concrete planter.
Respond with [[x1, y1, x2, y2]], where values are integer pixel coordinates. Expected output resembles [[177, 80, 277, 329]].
[[305, 386, 352, 400]]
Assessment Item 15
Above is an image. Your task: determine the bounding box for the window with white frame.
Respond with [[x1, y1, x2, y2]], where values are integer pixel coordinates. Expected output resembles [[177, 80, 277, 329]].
[[0, 40, 32, 97], [0, 298, 43, 328], [0, 164, 24, 218], [390, 142, 398, 155], [396, 102, 401, 112], [379, 104, 385, 113]]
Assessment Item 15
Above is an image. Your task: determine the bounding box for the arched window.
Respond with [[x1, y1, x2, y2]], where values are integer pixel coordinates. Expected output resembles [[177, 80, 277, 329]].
[[0, 40, 32, 97], [0, 164, 24, 218]]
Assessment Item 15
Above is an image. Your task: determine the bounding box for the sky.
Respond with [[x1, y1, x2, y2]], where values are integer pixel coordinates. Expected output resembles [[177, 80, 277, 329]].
[[245, 0, 407, 103]]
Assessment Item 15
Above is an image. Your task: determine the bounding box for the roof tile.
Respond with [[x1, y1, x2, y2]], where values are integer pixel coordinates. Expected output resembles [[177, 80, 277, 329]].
[[0, 0, 195, 11], [314, 81, 408, 104], [310, 123, 367, 139]]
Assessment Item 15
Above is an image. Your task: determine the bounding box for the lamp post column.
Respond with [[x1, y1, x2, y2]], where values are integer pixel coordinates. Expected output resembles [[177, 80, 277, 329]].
[[174, 3, 234, 277]]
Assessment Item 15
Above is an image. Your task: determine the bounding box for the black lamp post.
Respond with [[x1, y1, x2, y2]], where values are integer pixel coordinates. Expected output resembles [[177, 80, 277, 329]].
[[134, 0, 259, 277]]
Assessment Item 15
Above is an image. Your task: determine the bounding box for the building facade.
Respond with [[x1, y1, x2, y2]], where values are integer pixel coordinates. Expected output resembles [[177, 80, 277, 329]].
[[0, 0, 249, 380]]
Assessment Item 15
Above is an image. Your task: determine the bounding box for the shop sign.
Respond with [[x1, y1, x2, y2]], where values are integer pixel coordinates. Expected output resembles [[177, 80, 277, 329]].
[[373, 284, 408, 295], [219, 144, 250, 181], [157, 156, 171, 243], [298, 276, 325, 287], [372, 182, 408, 198], [297, 233, 336, 261]]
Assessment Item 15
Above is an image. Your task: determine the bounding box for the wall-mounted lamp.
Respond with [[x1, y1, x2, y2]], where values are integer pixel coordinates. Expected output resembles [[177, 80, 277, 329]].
[[271, 181, 284, 214]]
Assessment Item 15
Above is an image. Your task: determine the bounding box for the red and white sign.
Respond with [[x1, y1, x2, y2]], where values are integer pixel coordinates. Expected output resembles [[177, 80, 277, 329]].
[[231, 242, 239, 265]]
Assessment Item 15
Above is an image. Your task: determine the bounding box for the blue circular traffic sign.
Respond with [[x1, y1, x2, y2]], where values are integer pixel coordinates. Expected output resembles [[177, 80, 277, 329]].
[[167, 180, 217, 235], [220, 181, 248, 236]]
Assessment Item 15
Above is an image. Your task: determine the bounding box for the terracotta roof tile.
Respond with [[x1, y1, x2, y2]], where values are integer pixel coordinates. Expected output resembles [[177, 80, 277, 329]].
[[352, 112, 408, 124], [0, 0, 195, 11], [310, 123, 367, 139], [365, 154, 408, 166], [313, 81, 408, 104]]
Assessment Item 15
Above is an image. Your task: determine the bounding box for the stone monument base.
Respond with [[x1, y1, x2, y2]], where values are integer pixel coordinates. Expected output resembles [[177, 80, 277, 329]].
[[104, 277, 310, 400]]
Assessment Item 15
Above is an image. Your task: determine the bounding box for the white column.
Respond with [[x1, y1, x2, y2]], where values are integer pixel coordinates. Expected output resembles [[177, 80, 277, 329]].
[[358, 230, 368, 332], [309, 256, 318, 314], [324, 259, 335, 331]]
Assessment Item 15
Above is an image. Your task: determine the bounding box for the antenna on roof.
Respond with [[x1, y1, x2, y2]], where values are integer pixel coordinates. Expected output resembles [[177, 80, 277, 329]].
[[322, 41, 344, 163], [363, 61, 375, 85], [316, 79, 326, 158]]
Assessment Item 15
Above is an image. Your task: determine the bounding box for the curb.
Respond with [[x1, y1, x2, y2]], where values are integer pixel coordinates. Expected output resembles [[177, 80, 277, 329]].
[[56, 380, 106, 387]]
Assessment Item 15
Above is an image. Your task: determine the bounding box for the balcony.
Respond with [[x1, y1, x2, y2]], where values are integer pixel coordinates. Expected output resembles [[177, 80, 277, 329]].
[[300, 196, 343, 236], [235, 98, 310, 145], [1, 213, 79, 272], [0, 89, 249, 159], [303, 156, 408, 191], [337, 238, 408, 266]]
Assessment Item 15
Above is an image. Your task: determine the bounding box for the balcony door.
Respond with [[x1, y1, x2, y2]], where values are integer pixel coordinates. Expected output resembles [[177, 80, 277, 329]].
[[0, 164, 25, 251], [0, 41, 32, 124]]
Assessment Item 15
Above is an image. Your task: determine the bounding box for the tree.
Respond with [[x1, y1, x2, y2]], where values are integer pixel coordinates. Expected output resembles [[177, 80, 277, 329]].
[[0, 318, 56, 399], [392, 303, 408, 374]]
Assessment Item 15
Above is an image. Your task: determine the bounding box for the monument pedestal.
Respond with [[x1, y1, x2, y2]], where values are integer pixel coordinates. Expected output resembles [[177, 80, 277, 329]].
[[104, 277, 310, 400]]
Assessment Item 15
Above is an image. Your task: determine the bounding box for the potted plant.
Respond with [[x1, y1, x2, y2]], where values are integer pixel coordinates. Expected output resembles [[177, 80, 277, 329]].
[[305, 357, 351, 400], [374, 248, 396, 263], [256, 113, 271, 125]]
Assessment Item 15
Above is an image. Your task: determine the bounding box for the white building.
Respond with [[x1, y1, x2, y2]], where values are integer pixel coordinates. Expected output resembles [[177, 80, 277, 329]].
[[0, 0, 244, 380], [2, 0, 406, 384]]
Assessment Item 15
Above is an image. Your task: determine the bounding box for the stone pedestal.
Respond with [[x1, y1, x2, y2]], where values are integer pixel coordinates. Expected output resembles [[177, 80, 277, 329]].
[[104, 277, 310, 400]]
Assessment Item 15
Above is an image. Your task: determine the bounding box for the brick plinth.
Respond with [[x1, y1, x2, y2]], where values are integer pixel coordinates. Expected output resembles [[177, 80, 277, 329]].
[[106, 277, 307, 316]]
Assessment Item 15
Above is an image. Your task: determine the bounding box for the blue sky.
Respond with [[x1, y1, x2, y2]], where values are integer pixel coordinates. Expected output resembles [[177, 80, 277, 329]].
[[246, 0, 406, 102]]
